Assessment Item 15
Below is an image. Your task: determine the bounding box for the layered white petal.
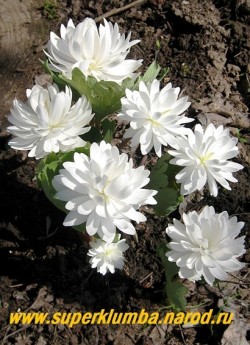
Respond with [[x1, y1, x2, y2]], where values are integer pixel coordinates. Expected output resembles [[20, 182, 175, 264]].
[[168, 123, 243, 196], [87, 236, 129, 275], [52, 141, 157, 241], [7, 84, 94, 159], [166, 206, 246, 286], [45, 18, 142, 83], [118, 79, 192, 157]]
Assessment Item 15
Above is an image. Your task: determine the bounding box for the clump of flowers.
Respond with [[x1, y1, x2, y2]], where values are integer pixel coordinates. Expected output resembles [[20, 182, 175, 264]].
[[45, 18, 142, 83], [88, 235, 129, 275], [6, 14, 246, 301], [118, 79, 192, 157], [7, 84, 94, 159], [166, 206, 246, 286], [168, 123, 243, 196]]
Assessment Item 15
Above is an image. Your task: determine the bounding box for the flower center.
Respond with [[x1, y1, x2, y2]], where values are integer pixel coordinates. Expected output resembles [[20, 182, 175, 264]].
[[89, 60, 101, 71], [199, 152, 214, 165], [148, 118, 159, 126], [47, 120, 65, 136], [94, 175, 110, 204], [98, 190, 109, 202], [49, 122, 63, 130], [105, 248, 115, 256], [196, 238, 210, 255], [199, 247, 210, 255], [147, 112, 161, 126]]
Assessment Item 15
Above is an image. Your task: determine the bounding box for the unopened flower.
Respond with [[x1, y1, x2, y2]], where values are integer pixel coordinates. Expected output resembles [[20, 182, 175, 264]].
[[88, 236, 129, 275], [45, 18, 142, 83], [168, 123, 243, 196], [118, 80, 192, 157], [166, 206, 246, 286], [7, 84, 94, 159], [53, 141, 157, 242]]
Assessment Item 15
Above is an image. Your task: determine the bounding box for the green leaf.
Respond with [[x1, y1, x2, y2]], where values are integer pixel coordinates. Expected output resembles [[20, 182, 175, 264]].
[[130, 61, 162, 90], [147, 153, 181, 216], [157, 243, 179, 281], [81, 125, 103, 144], [62, 68, 95, 99], [140, 60, 161, 83], [42, 60, 67, 89], [166, 281, 188, 312], [37, 152, 66, 212], [42, 65, 126, 120], [157, 243, 188, 311], [122, 61, 169, 91], [80, 118, 116, 144], [157, 67, 170, 81], [154, 188, 180, 216], [121, 77, 137, 90], [102, 118, 116, 143], [61, 68, 125, 121], [37, 146, 90, 232]]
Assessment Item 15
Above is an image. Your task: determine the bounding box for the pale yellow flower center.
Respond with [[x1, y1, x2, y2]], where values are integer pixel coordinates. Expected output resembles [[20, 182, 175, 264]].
[[148, 118, 159, 126], [49, 121, 64, 131], [89, 59, 101, 71], [99, 190, 109, 202], [199, 152, 214, 165], [105, 248, 114, 256], [147, 113, 161, 126], [95, 176, 111, 204]]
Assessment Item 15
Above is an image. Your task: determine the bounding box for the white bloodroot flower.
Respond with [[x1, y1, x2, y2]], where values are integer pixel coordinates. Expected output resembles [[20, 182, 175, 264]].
[[7, 84, 94, 159], [52, 141, 157, 242], [168, 123, 243, 196], [45, 18, 142, 83], [117, 79, 192, 157], [166, 206, 246, 286], [88, 236, 129, 275]]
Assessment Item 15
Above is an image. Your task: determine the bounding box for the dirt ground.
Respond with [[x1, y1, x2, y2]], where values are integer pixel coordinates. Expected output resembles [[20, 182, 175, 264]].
[[0, 0, 249, 344]]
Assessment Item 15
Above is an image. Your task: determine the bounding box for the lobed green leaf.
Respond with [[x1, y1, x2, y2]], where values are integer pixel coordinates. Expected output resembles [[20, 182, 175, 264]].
[[157, 243, 188, 311], [148, 153, 182, 216], [61, 68, 124, 121], [102, 118, 116, 143], [37, 146, 90, 232]]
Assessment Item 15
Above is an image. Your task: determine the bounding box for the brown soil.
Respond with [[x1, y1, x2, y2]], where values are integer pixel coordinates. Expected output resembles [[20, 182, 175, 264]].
[[0, 1, 249, 344]]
